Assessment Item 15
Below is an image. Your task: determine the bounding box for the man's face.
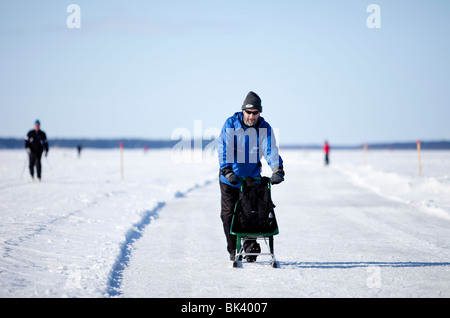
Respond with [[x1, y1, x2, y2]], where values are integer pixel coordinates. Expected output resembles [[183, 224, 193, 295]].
[[242, 109, 260, 127], [34, 123, 40, 131]]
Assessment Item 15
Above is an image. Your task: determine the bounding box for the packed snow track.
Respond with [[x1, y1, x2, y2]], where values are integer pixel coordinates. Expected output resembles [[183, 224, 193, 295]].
[[1, 149, 449, 297]]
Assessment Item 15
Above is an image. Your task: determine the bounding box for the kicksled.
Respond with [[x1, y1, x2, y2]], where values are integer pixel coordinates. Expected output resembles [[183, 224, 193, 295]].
[[230, 177, 279, 268]]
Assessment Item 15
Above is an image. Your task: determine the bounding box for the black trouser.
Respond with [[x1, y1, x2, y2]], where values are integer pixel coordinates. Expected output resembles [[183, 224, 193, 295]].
[[29, 152, 43, 179], [220, 181, 240, 254]]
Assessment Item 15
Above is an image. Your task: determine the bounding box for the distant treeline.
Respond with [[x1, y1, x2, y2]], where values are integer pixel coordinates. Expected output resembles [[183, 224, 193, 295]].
[[1, 138, 450, 150], [362, 141, 450, 150], [0, 138, 179, 149], [283, 140, 450, 150]]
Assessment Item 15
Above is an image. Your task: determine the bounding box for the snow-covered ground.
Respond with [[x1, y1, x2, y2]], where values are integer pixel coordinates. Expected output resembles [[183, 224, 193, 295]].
[[1, 148, 449, 298]]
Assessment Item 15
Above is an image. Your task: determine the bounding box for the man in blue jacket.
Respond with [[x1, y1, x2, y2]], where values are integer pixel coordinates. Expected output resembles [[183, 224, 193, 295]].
[[218, 91, 284, 261]]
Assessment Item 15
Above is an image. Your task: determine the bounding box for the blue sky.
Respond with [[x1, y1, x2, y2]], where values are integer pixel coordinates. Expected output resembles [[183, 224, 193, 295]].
[[1, 1, 449, 145]]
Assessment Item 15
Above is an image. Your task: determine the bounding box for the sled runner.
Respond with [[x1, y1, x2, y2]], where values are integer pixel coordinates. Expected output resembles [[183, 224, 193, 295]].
[[230, 177, 279, 268]]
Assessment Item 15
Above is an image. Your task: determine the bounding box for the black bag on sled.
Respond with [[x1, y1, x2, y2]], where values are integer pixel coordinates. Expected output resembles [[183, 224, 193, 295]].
[[232, 177, 278, 234]]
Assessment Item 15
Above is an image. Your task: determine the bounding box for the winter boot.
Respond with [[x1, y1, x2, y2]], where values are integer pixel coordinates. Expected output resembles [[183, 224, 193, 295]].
[[244, 240, 261, 262]]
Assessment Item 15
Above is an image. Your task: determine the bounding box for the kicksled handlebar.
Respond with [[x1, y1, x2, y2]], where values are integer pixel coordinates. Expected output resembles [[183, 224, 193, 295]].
[[239, 174, 284, 187]]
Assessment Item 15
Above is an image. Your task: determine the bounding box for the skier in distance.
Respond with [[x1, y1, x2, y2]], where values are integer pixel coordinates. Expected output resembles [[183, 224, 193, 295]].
[[323, 140, 330, 166], [24, 119, 49, 182]]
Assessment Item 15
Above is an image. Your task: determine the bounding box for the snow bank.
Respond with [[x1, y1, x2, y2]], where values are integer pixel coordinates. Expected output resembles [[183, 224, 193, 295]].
[[330, 150, 450, 220]]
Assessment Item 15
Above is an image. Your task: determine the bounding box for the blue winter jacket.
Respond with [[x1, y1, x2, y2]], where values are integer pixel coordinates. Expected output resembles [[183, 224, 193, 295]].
[[218, 112, 283, 188]]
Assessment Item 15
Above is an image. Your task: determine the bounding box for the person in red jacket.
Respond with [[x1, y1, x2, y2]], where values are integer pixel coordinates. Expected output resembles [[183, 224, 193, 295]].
[[323, 140, 330, 166]]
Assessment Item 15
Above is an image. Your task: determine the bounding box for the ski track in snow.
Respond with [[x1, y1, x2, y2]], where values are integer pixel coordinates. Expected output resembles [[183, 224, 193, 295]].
[[106, 179, 214, 297], [1, 148, 450, 298], [106, 201, 166, 297]]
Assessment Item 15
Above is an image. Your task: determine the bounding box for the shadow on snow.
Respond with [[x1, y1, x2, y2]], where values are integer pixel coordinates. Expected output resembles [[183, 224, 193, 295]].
[[279, 261, 450, 269]]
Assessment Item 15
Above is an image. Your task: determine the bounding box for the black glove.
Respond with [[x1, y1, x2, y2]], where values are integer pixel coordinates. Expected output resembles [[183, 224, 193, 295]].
[[271, 167, 285, 185], [221, 166, 239, 185]]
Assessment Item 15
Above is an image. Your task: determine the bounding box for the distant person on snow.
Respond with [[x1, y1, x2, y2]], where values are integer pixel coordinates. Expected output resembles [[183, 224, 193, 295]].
[[218, 91, 284, 262], [323, 140, 330, 166], [25, 120, 49, 182]]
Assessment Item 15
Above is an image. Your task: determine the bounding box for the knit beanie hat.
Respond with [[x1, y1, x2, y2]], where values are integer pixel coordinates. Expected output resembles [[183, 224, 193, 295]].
[[241, 91, 262, 113]]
